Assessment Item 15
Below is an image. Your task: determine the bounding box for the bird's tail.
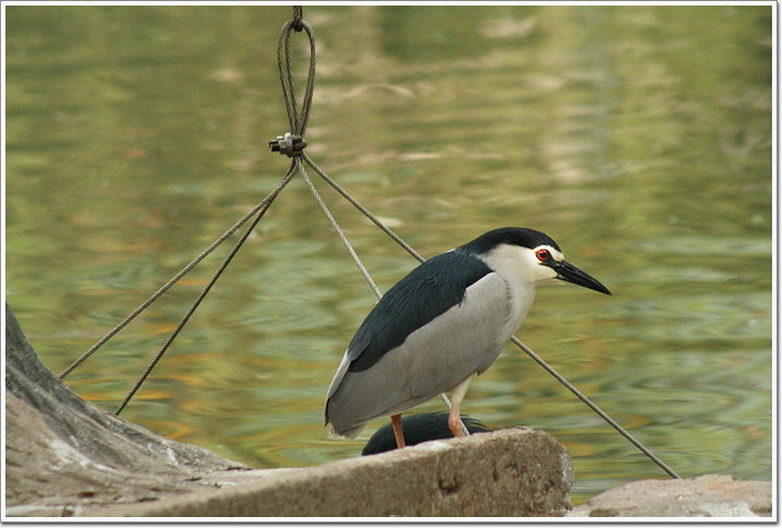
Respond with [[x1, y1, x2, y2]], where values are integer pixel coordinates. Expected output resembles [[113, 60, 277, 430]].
[[327, 422, 366, 439]]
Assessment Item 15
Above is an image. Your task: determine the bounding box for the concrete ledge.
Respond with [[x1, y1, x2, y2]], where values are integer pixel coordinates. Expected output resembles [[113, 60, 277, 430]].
[[92, 427, 574, 517]]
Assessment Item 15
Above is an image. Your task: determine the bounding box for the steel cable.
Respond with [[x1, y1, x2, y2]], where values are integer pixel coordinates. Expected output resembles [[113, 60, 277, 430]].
[[59, 165, 298, 380], [115, 164, 298, 414]]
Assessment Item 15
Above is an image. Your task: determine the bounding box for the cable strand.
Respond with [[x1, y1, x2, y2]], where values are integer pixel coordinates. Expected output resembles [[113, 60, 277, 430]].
[[299, 165, 382, 300], [114, 163, 298, 414], [59, 164, 298, 379], [510, 336, 681, 479], [303, 154, 425, 263]]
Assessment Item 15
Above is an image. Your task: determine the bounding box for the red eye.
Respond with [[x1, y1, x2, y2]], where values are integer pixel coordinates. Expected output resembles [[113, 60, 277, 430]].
[[535, 248, 551, 262]]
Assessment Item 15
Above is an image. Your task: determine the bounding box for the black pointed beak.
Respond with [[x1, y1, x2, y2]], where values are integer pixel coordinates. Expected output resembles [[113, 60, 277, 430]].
[[551, 260, 612, 295]]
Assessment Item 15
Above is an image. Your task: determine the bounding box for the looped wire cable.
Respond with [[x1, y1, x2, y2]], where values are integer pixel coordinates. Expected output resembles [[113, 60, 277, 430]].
[[276, 13, 316, 136]]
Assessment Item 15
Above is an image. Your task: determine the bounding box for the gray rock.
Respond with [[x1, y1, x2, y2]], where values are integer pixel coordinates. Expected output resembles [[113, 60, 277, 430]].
[[568, 474, 772, 517]]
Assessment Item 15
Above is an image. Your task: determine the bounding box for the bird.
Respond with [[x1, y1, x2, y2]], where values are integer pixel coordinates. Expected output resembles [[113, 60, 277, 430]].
[[324, 226, 611, 449], [362, 412, 491, 456]]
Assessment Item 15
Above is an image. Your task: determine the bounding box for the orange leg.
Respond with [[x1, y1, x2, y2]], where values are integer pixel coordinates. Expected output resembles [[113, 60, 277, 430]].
[[390, 413, 406, 448], [447, 376, 473, 437], [447, 402, 466, 437]]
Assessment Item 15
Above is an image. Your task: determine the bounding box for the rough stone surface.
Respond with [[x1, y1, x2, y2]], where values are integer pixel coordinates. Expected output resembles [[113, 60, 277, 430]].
[[5, 305, 573, 517], [568, 474, 772, 518], [93, 428, 574, 517]]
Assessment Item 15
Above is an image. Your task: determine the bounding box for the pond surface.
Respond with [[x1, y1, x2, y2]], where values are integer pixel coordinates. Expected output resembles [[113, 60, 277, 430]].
[[6, 5, 772, 504]]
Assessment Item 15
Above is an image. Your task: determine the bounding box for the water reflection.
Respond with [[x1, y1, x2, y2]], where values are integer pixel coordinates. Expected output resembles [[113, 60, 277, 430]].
[[6, 5, 771, 503]]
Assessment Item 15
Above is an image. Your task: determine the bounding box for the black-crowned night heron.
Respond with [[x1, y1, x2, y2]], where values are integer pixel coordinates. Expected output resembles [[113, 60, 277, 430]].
[[325, 227, 611, 449], [362, 412, 491, 456]]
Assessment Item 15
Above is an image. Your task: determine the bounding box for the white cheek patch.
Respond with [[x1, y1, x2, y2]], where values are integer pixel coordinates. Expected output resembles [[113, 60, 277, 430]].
[[481, 243, 560, 284]]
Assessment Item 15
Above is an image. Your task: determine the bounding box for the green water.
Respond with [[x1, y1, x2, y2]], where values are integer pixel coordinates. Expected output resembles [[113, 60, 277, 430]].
[[6, 6, 772, 504]]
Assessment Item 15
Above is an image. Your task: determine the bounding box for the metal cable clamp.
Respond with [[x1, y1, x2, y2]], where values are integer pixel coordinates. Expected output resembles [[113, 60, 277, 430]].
[[268, 132, 307, 157]]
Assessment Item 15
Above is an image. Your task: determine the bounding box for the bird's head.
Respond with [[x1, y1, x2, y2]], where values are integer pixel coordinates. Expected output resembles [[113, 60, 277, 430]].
[[462, 227, 612, 295]]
